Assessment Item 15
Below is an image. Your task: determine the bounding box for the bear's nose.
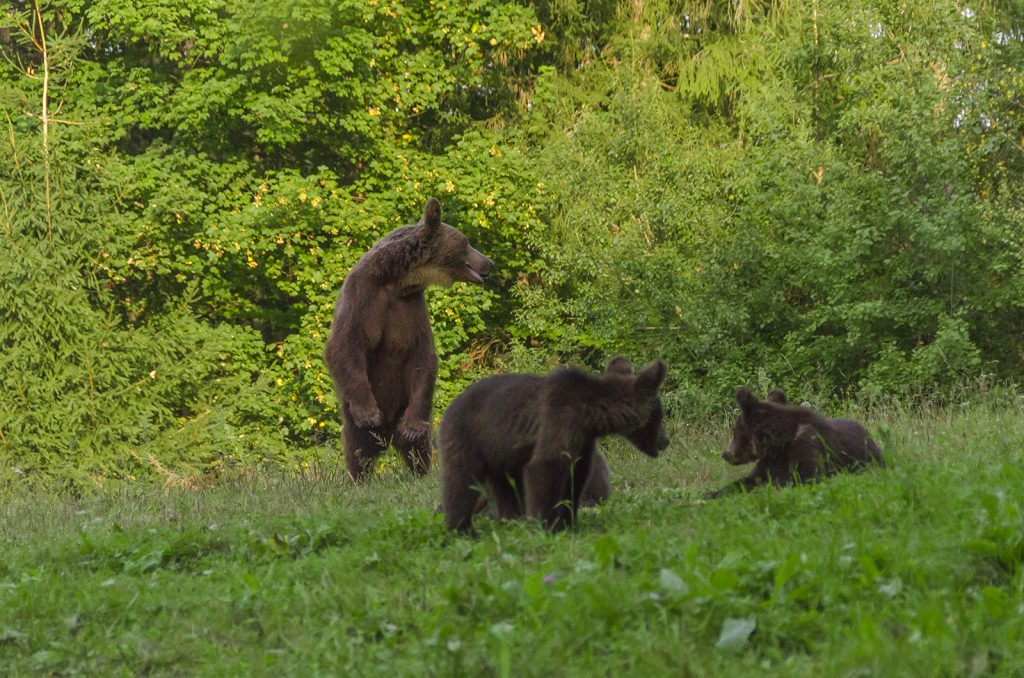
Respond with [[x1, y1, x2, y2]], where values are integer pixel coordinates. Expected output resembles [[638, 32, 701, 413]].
[[482, 257, 494, 275], [721, 450, 731, 461]]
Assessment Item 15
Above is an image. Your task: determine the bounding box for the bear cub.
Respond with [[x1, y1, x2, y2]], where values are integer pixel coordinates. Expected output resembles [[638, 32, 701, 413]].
[[708, 387, 884, 498], [439, 357, 669, 533], [324, 198, 493, 481]]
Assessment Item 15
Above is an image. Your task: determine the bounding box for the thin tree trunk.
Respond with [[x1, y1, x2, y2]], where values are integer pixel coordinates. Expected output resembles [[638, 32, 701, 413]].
[[36, 0, 53, 242]]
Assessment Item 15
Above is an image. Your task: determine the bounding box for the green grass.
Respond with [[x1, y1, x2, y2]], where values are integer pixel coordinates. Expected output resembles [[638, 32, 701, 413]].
[[3, 400, 1024, 676]]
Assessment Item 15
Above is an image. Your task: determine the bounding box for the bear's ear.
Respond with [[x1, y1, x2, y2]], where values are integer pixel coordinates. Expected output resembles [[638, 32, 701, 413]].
[[605, 356, 633, 375], [736, 387, 758, 412], [636, 360, 667, 393], [422, 197, 442, 233], [766, 388, 787, 404]]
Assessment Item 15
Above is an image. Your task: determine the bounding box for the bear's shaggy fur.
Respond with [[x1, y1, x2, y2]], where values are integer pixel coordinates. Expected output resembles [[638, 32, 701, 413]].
[[439, 357, 669, 533], [708, 387, 884, 498], [324, 198, 493, 480]]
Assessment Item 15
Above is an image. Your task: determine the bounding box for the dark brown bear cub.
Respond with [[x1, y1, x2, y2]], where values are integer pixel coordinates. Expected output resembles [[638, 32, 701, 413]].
[[708, 387, 884, 498], [439, 357, 669, 533], [324, 198, 493, 481]]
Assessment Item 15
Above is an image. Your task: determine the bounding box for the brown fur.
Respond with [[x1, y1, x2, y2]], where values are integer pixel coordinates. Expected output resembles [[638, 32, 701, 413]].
[[579, 448, 611, 506], [708, 387, 885, 498], [466, 448, 609, 519], [324, 198, 493, 480], [439, 357, 669, 533], [468, 449, 609, 518]]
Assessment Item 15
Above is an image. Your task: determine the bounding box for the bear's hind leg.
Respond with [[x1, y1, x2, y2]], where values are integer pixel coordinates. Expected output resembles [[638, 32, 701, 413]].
[[395, 433, 432, 476], [343, 404, 390, 481], [442, 469, 484, 534], [488, 473, 525, 521]]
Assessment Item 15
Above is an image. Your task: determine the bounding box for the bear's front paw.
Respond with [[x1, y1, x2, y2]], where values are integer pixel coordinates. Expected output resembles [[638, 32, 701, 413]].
[[349, 402, 383, 428], [399, 418, 431, 443]]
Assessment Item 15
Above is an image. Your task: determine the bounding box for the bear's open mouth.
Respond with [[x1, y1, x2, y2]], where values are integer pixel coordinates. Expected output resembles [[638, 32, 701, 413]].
[[465, 264, 487, 284]]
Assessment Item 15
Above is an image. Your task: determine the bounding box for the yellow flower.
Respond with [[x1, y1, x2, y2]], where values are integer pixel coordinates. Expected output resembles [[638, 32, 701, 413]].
[[445, 179, 455, 193], [368, 106, 381, 116], [531, 25, 545, 43]]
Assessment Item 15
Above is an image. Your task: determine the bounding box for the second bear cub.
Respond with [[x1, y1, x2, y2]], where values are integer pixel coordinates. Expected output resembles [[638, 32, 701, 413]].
[[440, 357, 669, 533], [708, 387, 884, 498]]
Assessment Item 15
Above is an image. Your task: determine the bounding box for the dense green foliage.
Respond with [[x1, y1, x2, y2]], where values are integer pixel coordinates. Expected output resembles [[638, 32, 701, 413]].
[[2, 402, 1024, 673], [1, 0, 1023, 479]]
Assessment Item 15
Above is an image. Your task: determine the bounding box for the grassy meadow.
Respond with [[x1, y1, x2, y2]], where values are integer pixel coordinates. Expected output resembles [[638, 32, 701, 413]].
[[2, 397, 1024, 676]]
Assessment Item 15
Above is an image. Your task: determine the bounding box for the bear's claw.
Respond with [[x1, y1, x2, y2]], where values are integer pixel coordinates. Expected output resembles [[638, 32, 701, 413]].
[[349, 403, 383, 428], [399, 418, 431, 443]]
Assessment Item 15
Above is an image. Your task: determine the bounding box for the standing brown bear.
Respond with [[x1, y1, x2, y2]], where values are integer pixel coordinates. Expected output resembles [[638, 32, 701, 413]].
[[324, 198, 493, 480], [439, 357, 669, 533], [707, 387, 885, 498]]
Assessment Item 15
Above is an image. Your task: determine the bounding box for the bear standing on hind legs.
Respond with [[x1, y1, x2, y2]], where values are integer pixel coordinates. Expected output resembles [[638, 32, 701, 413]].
[[324, 198, 494, 481], [439, 357, 669, 534]]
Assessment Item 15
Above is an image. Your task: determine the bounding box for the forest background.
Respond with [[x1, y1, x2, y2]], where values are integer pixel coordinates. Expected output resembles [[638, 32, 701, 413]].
[[2, 0, 1022, 484]]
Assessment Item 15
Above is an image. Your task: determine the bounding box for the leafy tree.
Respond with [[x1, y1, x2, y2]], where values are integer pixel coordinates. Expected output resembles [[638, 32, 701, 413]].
[[513, 0, 1024, 407], [3, 0, 1024, 481], [0, 3, 285, 484]]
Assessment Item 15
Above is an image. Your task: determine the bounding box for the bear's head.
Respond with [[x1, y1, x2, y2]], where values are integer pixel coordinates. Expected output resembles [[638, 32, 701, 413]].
[[605, 357, 670, 457], [407, 197, 494, 290], [722, 387, 789, 465]]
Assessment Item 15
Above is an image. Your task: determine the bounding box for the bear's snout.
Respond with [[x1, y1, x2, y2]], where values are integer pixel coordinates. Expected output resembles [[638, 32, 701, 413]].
[[466, 247, 494, 283]]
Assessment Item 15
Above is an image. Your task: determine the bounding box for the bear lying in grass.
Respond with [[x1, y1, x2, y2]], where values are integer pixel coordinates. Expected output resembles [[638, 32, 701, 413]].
[[708, 387, 884, 498], [439, 357, 669, 533]]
